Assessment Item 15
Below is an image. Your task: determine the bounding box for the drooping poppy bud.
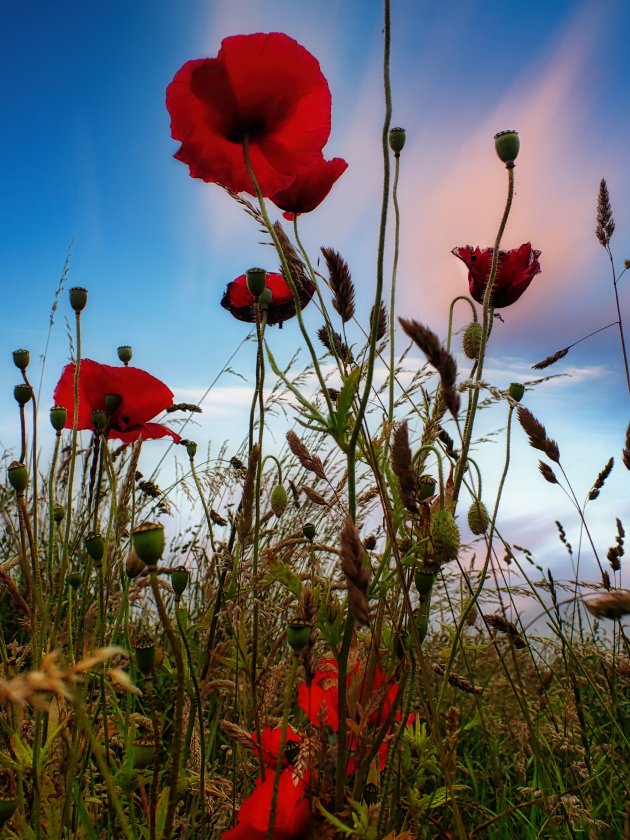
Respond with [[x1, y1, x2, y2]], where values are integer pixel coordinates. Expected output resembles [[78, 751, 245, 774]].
[[468, 501, 490, 535], [430, 510, 460, 562], [69, 287, 88, 312], [463, 322, 482, 359], [270, 485, 288, 517], [12, 349, 30, 371], [494, 130, 520, 164]]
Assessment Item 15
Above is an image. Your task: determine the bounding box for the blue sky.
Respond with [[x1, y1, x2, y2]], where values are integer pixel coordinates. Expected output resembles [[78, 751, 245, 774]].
[[1, 0, 628, 580]]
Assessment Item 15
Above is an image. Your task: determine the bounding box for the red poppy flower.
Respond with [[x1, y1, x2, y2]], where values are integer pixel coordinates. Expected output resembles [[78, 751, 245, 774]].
[[223, 726, 309, 840], [452, 243, 541, 308], [53, 359, 181, 443], [221, 272, 315, 327], [270, 156, 348, 221], [166, 33, 332, 197]]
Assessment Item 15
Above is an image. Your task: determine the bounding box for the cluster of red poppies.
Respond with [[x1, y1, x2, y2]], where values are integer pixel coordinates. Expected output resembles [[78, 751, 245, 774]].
[[224, 656, 408, 839]]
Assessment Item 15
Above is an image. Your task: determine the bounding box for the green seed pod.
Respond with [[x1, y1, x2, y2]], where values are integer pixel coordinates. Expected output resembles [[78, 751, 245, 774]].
[[430, 510, 460, 562], [129, 738, 155, 770], [52, 503, 65, 523], [50, 404, 68, 431], [117, 345, 133, 365], [134, 635, 156, 677], [508, 382, 525, 402], [414, 570, 435, 597], [270, 485, 288, 517], [104, 393, 122, 413], [286, 620, 311, 652], [389, 127, 406, 154], [463, 322, 482, 359], [258, 287, 273, 311], [494, 130, 520, 164], [0, 797, 17, 828], [132, 522, 165, 568], [14, 384, 33, 406], [465, 603, 478, 626], [363, 782, 379, 805], [8, 461, 28, 493], [468, 501, 490, 535], [185, 440, 197, 459], [171, 566, 189, 596], [418, 475, 436, 501], [91, 409, 107, 431], [126, 549, 146, 579], [69, 287, 88, 312], [302, 522, 316, 542], [85, 532, 105, 564], [12, 349, 30, 371], [246, 267, 267, 298], [67, 571, 82, 589]]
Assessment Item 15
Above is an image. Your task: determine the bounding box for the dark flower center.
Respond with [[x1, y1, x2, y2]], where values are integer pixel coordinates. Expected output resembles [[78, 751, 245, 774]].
[[226, 118, 267, 144]]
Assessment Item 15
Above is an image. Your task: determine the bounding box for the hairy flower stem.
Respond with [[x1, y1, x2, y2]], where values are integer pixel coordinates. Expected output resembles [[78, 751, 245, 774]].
[[346, 0, 392, 521], [267, 653, 298, 840], [446, 296, 478, 351], [388, 149, 401, 422], [22, 368, 39, 544], [144, 678, 161, 840], [47, 430, 62, 589], [334, 613, 355, 811], [149, 570, 185, 840], [453, 164, 514, 505], [188, 456, 216, 553], [605, 244, 630, 393], [61, 310, 83, 598], [175, 597, 206, 837], [18, 404, 27, 464], [242, 137, 333, 417]]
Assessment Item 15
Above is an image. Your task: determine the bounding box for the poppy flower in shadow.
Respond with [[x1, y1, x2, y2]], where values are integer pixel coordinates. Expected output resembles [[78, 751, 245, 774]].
[[222, 726, 309, 840], [53, 360, 181, 443], [166, 32, 332, 197], [452, 243, 541, 308], [270, 156, 348, 221], [221, 272, 315, 327]]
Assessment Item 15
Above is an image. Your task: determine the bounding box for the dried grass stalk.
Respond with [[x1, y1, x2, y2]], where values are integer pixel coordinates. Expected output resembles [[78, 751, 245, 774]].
[[539, 461, 558, 484], [340, 517, 371, 627], [588, 457, 614, 500], [317, 325, 353, 364], [391, 421, 418, 512], [432, 661, 482, 694], [273, 221, 309, 291], [596, 178, 615, 247], [237, 444, 260, 546], [322, 246, 355, 323], [483, 614, 527, 649], [517, 406, 560, 463], [370, 300, 388, 341], [532, 347, 569, 371], [301, 485, 329, 507], [584, 590, 630, 619], [286, 430, 327, 481], [399, 318, 460, 418]]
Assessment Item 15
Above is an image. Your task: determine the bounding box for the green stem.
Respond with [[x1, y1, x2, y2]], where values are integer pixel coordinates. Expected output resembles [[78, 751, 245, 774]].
[[47, 431, 62, 590], [388, 151, 401, 421], [446, 295, 478, 351], [266, 654, 298, 839], [334, 613, 355, 811]]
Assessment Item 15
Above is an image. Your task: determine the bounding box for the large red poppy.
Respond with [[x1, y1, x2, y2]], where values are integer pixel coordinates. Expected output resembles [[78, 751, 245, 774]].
[[53, 360, 181, 443], [452, 243, 541, 308], [166, 33, 332, 197], [223, 727, 309, 840], [270, 156, 348, 221], [221, 272, 315, 327]]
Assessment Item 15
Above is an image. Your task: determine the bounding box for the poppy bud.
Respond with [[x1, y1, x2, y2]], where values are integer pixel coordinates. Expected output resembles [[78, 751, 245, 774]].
[[389, 127, 406, 154], [467, 501, 490, 535], [132, 522, 165, 568], [117, 345, 133, 365], [245, 267, 267, 298], [67, 571, 82, 589], [258, 287, 273, 311], [126, 549, 146, 579], [12, 349, 30, 371], [8, 461, 28, 493], [69, 287, 88, 312], [185, 440, 197, 459], [508, 382, 525, 402], [134, 635, 156, 677], [171, 566, 189, 596], [91, 409, 107, 431], [463, 322, 482, 359], [465, 603, 478, 626], [418, 475, 436, 501], [14, 384, 32, 406], [270, 485, 288, 517], [50, 404, 68, 431], [0, 797, 17, 828], [430, 510, 460, 562], [52, 503, 65, 523], [286, 620, 311, 652], [85, 532, 105, 564], [414, 570, 435, 597], [494, 130, 520, 164], [105, 393, 122, 413], [364, 534, 377, 551], [302, 522, 316, 542]]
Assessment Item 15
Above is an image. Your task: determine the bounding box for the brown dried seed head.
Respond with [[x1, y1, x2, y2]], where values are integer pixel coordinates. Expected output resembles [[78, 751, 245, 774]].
[[301, 485, 329, 506], [539, 461, 558, 484], [588, 456, 614, 500], [391, 421, 418, 512], [273, 221, 309, 291], [286, 430, 327, 481], [595, 178, 615, 247], [317, 325, 353, 364], [483, 613, 527, 648], [321, 246, 355, 323], [532, 347, 569, 371], [339, 517, 371, 627], [399, 318, 460, 418], [370, 299, 388, 341], [517, 406, 560, 463], [584, 590, 630, 619]]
